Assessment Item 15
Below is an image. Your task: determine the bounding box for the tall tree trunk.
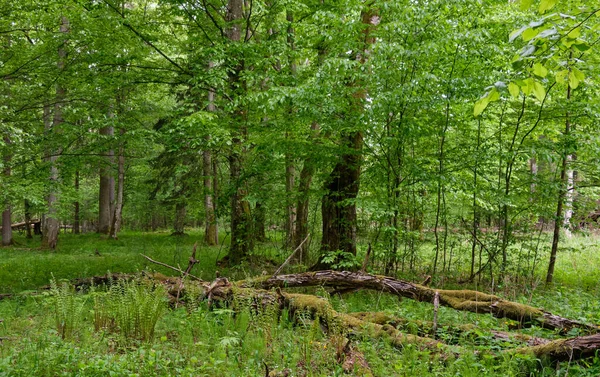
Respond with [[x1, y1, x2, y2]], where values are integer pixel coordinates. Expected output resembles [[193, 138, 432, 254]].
[[562, 157, 574, 237], [109, 134, 125, 239], [316, 8, 377, 269], [254, 202, 266, 242], [2, 136, 11, 246], [42, 16, 69, 250], [284, 10, 297, 248], [226, 0, 252, 264], [547, 79, 572, 284], [204, 65, 218, 245], [98, 125, 114, 234], [73, 170, 80, 234]]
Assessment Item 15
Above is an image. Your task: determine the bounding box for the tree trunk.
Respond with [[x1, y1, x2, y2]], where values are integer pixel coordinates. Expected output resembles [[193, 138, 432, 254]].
[[2, 136, 12, 246], [98, 125, 114, 234], [256, 270, 597, 333], [109, 135, 125, 239], [42, 16, 69, 250], [24, 200, 33, 239], [73, 170, 80, 234], [226, 0, 252, 264], [547, 69, 572, 285], [204, 66, 218, 245], [284, 10, 297, 248], [315, 8, 377, 269], [173, 202, 186, 236]]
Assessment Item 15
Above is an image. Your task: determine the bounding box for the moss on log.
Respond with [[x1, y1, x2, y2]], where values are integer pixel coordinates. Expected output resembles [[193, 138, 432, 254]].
[[254, 270, 598, 333]]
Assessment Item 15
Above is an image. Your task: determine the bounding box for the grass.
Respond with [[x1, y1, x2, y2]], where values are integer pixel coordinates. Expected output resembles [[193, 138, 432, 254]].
[[1, 229, 600, 376]]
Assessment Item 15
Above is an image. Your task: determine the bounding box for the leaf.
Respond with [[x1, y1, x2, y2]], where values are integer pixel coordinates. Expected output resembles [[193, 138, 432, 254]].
[[508, 82, 520, 98], [567, 28, 581, 39], [569, 67, 585, 89], [474, 95, 490, 117], [520, 44, 536, 57], [533, 63, 548, 77], [532, 80, 546, 101], [509, 26, 528, 43], [488, 88, 500, 102], [537, 27, 558, 39], [521, 78, 535, 95], [555, 69, 568, 84], [522, 28, 539, 41], [520, 0, 534, 11], [539, 0, 557, 13]]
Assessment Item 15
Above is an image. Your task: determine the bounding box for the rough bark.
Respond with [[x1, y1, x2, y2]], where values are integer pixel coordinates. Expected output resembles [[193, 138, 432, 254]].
[[24, 200, 33, 239], [253, 270, 598, 333], [316, 9, 377, 269], [98, 125, 114, 234]]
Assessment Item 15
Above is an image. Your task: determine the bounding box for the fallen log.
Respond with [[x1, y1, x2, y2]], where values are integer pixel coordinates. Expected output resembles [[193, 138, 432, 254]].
[[252, 270, 598, 333], [511, 333, 600, 361]]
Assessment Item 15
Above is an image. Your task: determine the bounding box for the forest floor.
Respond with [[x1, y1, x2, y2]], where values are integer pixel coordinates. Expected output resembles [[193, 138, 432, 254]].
[[0, 230, 599, 376]]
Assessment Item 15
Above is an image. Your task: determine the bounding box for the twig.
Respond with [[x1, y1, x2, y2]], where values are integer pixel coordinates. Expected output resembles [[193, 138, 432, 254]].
[[360, 243, 372, 273], [141, 254, 202, 281], [273, 234, 310, 277], [176, 242, 200, 307]]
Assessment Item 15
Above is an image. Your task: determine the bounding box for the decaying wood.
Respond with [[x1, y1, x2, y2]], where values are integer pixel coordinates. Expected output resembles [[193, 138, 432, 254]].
[[254, 270, 598, 333], [511, 333, 600, 361]]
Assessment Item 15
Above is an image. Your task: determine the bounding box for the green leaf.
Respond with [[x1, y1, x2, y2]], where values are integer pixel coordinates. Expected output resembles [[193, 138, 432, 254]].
[[533, 63, 548, 78], [539, 0, 557, 13], [474, 97, 489, 117], [488, 88, 500, 102], [522, 28, 539, 41], [532, 81, 545, 101], [520, 0, 534, 11], [508, 82, 520, 98], [569, 67, 585, 89], [521, 78, 535, 95], [555, 69, 569, 84], [509, 26, 528, 43], [567, 28, 581, 39]]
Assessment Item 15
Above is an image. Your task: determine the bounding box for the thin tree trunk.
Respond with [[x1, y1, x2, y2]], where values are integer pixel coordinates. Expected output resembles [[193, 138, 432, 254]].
[[470, 120, 481, 279], [204, 64, 218, 245], [109, 134, 125, 239], [98, 125, 114, 234], [284, 10, 297, 248], [563, 158, 574, 237], [2, 135, 12, 246], [547, 81, 572, 284], [255, 202, 266, 242], [73, 170, 80, 234], [24, 199, 33, 239]]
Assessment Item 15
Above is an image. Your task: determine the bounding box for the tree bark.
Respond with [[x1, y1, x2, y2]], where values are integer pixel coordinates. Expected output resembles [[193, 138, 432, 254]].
[[73, 170, 80, 234], [226, 0, 252, 264], [98, 125, 114, 234], [24, 200, 33, 239], [255, 270, 598, 333], [109, 134, 125, 239], [204, 66, 218, 245], [2, 136, 12, 246], [547, 66, 573, 285], [42, 16, 69, 250], [172, 202, 186, 236], [316, 8, 377, 269]]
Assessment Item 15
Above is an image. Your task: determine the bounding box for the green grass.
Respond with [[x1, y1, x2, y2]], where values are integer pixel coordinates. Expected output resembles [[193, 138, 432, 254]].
[[1, 230, 600, 376]]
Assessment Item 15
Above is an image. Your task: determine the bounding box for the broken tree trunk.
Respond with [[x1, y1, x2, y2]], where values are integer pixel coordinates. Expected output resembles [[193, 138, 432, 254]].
[[252, 270, 598, 333]]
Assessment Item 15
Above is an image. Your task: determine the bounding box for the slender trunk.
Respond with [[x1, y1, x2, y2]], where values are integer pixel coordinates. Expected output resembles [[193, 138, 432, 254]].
[[255, 202, 266, 242], [109, 134, 125, 239], [42, 16, 69, 250], [204, 65, 218, 245], [284, 10, 297, 248], [24, 200, 33, 239], [470, 119, 481, 279], [2, 135, 12, 246], [563, 158, 574, 237], [226, 0, 252, 264], [547, 81, 572, 284], [98, 125, 114, 234], [73, 170, 80, 234]]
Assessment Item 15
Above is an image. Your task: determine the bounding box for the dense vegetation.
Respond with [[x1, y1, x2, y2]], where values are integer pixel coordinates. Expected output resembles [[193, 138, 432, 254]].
[[1, 0, 600, 375]]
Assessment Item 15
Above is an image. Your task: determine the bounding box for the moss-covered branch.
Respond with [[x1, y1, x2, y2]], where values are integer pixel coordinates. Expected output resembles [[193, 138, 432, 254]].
[[253, 270, 598, 333]]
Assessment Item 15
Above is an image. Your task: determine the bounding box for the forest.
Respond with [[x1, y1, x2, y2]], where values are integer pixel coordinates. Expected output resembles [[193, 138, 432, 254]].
[[1, 0, 600, 375]]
